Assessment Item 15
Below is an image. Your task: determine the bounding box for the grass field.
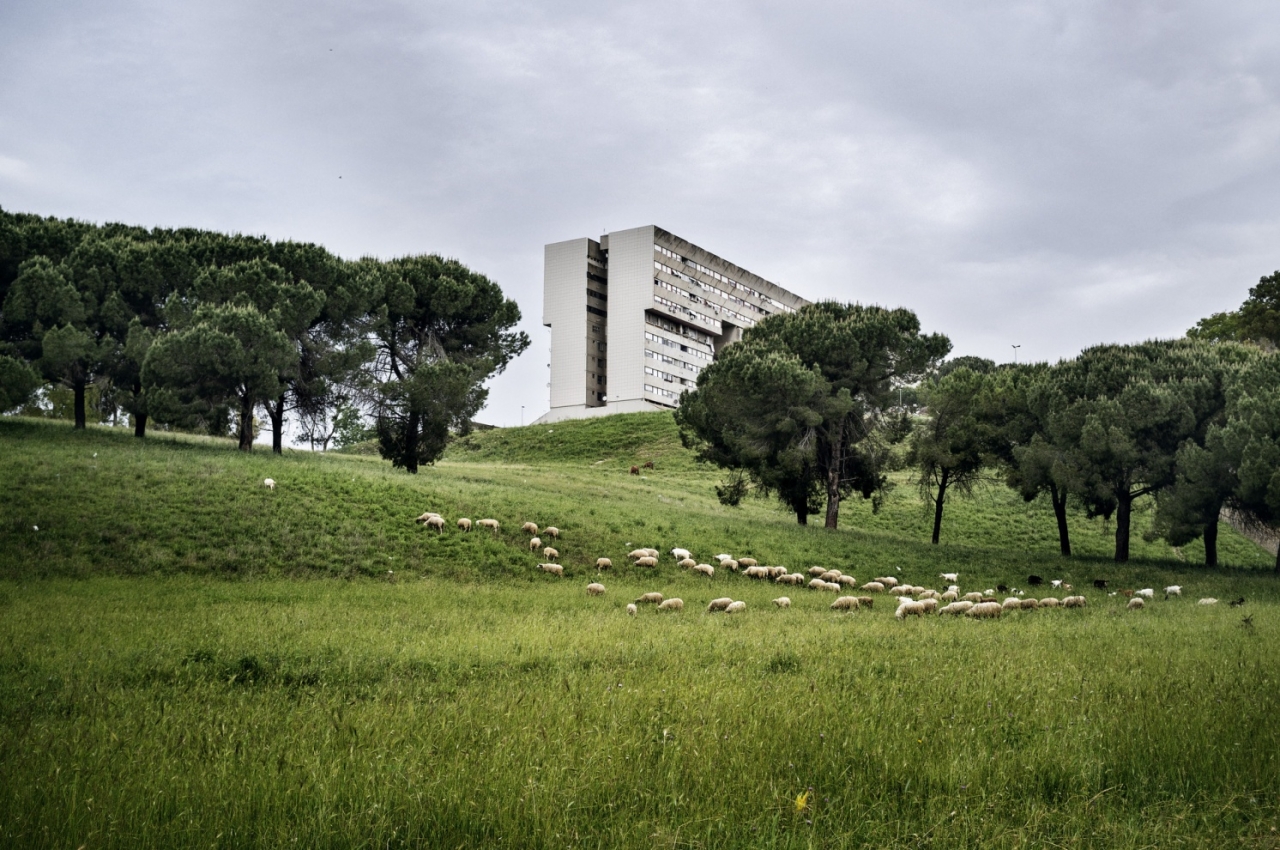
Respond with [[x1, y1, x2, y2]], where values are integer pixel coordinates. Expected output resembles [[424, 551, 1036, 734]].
[[2, 414, 1278, 848]]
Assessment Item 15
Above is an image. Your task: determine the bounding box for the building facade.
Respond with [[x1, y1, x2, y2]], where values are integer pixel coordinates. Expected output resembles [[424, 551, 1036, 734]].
[[537, 225, 810, 424]]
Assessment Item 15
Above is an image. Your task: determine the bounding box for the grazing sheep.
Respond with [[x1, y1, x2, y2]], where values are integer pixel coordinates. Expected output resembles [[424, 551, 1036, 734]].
[[636, 592, 664, 604], [821, 581, 841, 592], [1120, 589, 1135, 598], [744, 566, 770, 580], [808, 578, 827, 590], [776, 573, 803, 585], [543, 526, 560, 539], [768, 566, 789, 578], [538, 563, 564, 576], [837, 575, 858, 587], [773, 597, 791, 608], [725, 600, 747, 614], [820, 570, 842, 583], [920, 598, 939, 614], [1164, 585, 1182, 598], [263, 478, 276, 490], [966, 601, 1003, 619], [596, 558, 612, 570], [478, 519, 500, 534], [586, 583, 606, 596], [875, 576, 900, 589], [1061, 596, 1087, 608], [857, 596, 874, 608], [1127, 597, 1145, 610], [940, 600, 975, 615], [630, 466, 640, 475], [1050, 579, 1062, 589], [738, 557, 758, 567], [543, 547, 559, 561], [529, 537, 543, 551], [1198, 598, 1218, 605], [1039, 597, 1060, 608], [707, 597, 733, 612], [626, 603, 638, 616], [808, 566, 828, 577], [425, 516, 445, 533], [457, 517, 473, 532], [947, 584, 960, 593], [939, 572, 958, 583], [521, 521, 539, 535], [919, 589, 941, 601], [962, 592, 985, 603], [1135, 588, 1154, 599], [657, 598, 684, 612], [722, 559, 740, 572], [678, 558, 696, 569], [716, 554, 734, 563], [627, 549, 646, 560], [636, 556, 658, 568], [693, 563, 715, 578], [415, 512, 441, 523], [642, 548, 660, 558], [984, 589, 997, 597], [941, 590, 958, 603], [860, 581, 885, 593], [671, 547, 692, 560], [831, 596, 860, 611], [896, 600, 926, 620], [1019, 598, 1039, 610]]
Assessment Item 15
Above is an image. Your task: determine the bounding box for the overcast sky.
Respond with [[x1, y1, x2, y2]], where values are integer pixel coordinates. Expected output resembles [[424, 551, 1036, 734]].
[[3, 1, 1278, 426]]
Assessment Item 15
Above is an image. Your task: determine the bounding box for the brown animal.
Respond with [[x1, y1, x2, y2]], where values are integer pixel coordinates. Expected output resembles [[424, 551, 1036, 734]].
[[630, 466, 640, 475], [642, 460, 655, 469]]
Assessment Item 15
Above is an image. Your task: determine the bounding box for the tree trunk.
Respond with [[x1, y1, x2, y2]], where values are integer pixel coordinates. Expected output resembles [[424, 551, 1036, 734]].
[[1203, 513, 1219, 569], [931, 468, 950, 545], [1114, 493, 1131, 562], [238, 395, 254, 452], [823, 427, 843, 530], [134, 412, 147, 438], [1050, 483, 1071, 557], [269, 394, 285, 454], [791, 494, 809, 525], [73, 378, 86, 429], [1275, 544, 1279, 574], [405, 409, 420, 474]]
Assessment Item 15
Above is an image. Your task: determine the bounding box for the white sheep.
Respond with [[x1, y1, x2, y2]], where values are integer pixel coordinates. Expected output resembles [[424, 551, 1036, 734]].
[[529, 536, 543, 551], [1039, 597, 1060, 608], [920, 598, 939, 614], [947, 584, 960, 593], [596, 557, 612, 570], [707, 597, 733, 612], [838, 575, 859, 587], [773, 597, 791, 608], [425, 515, 445, 533], [962, 592, 984, 603], [918, 589, 941, 601], [895, 600, 925, 620], [722, 559, 740, 572], [939, 600, 974, 615], [626, 603, 637, 616], [642, 548, 659, 558], [875, 576, 900, 589], [831, 596, 860, 611], [940, 590, 958, 603], [860, 581, 885, 593], [744, 566, 770, 580], [1127, 597, 1145, 610], [543, 526, 560, 539], [521, 521, 539, 535], [1019, 598, 1039, 610], [1001, 597, 1023, 611], [1164, 585, 1182, 598], [808, 566, 827, 577], [1197, 597, 1218, 605], [457, 517, 472, 532], [636, 592, 664, 604], [939, 572, 958, 583], [537, 563, 563, 576], [477, 518, 500, 534], [693, 563, 715, 578], [738, 557, 758, 567], [768, 566, 789, 578], [776, 573, 803, 585], [627, 549, 649, 560], [635, 556, 658, 568], [808, 578, 826, 590], [678, 558, 696, 569], [415, 512, 441, 523], [966, 601, 1003, 619], [586, 583, 606, 596], [823, 581, 842, 592], [857, 596, 874, 608], [671, 547, 692, 560], [716, 554, 733, 563], [725, 600, 747, 614], [657, 598, 684, 612], [1135, 588, 1154, 599], [820, 570, 842, 583], [263, 478, 276, 490], [1061, 595, 1087, 608], [542, 546, 559, 561], [1050, 579, 1063, 588]]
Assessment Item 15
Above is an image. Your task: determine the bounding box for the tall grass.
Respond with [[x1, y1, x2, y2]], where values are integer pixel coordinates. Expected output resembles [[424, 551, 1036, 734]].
[[2, 415, 1278, 847]]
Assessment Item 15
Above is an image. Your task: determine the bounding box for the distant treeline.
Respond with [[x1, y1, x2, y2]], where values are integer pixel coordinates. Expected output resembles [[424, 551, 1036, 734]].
[[0, 207, 528, 472], [676, 286, 1280, 567]]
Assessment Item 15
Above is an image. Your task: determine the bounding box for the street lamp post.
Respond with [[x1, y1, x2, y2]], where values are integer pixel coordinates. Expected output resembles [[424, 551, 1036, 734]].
[[521, 406, 524, 427], [1011, 344, 1021, 364]]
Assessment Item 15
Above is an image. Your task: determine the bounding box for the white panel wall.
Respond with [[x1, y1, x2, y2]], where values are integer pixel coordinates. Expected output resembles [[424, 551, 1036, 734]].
[[543, 239, 591, 411], [600, 225, 655, 408]]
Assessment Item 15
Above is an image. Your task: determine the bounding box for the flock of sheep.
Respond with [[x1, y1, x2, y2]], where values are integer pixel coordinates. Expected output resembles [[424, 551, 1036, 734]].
[[404, 503, 1222, 621]]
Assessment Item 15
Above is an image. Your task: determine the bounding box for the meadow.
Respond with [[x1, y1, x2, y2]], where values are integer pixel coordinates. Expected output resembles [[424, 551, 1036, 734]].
[[1, 414, 1278, 848]]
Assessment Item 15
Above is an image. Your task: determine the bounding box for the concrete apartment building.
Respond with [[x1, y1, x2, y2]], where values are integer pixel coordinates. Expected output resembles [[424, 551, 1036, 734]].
[[536, 225, 810, 424]]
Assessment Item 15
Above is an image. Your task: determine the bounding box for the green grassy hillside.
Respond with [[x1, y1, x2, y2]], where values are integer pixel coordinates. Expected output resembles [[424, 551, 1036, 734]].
[[2, 414, 1278, 848]]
